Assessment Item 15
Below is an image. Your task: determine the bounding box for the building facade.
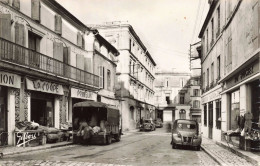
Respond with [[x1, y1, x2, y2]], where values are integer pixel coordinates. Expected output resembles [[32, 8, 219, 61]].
[[0, 0, 119, 145], [154, 71, 192, 122], [199, 0, 260, 146], [90, 23, 156, 131]]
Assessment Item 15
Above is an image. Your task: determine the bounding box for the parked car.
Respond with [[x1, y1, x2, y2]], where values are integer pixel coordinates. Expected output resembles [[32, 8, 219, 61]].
[[140, 119, 156, 131], [171, 119, 201, 150], [154, 118, 163, 128]]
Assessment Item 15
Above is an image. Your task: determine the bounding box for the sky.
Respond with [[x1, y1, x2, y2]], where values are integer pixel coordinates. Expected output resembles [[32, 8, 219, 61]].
[[56, 0, 209, 72]]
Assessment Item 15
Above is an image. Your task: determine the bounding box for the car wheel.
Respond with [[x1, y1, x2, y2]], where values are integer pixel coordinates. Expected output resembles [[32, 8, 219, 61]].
[[172, 142, 177, 149]]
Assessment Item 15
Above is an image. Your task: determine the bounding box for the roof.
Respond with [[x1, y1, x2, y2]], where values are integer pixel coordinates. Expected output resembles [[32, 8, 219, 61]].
[[73, 101, 118, 110], [88, 24, 156, 66], [91, 29, 119, 56], [198, 0, 219, 38], [42, 0, 90, 32]]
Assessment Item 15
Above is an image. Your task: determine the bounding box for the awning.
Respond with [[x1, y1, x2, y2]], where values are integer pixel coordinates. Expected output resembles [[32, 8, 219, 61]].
[[73, 101, 118, 110]]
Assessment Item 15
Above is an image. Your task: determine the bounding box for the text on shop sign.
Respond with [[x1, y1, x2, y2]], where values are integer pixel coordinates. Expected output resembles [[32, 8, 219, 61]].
[[77, 89, 93, 98], [0, 71, 21, 88], [234, 65, 254, 83], [16, 132, 38, 147], [71, 87, 96, 100]]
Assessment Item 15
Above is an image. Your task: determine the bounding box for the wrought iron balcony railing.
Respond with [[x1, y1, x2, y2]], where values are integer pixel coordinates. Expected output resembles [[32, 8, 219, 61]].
[[0, 37, 99, 88]]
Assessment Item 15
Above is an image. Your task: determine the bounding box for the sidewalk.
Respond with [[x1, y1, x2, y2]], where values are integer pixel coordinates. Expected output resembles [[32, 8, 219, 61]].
[[1, 141, 73, 157], [201, 137, 259, 166]]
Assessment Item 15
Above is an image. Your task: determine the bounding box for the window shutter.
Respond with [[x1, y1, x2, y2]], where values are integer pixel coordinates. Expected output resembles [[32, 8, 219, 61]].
[[99, 66, 104, 88], [84, 57, 91, 72], [63, 47, 70, 64], [77, 32, 82, 47], [76, 54, 84, 70], [31, 0, 40, 21], [0, 14, 11, 41], [53, 42, 63, 61], [12, 0, 20, 10], [55, 14, 62, 35], [15, 23, 25, 46], [82, 37, 85, 49]]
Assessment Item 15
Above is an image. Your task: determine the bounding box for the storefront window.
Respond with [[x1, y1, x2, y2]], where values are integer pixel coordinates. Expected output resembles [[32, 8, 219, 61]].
[[216, 100, 221, 129], [204, 104, 207, 126], [230, 90, 240, 130]]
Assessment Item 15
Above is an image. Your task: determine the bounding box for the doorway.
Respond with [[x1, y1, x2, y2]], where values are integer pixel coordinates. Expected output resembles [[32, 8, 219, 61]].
[[0, 86, 7, 146]]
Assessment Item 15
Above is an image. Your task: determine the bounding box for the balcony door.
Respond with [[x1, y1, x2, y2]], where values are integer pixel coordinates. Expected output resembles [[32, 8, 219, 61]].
[[28, 31, 41, 67]]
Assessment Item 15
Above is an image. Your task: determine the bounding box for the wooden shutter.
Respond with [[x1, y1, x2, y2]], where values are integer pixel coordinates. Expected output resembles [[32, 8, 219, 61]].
[[63, 47, 70, 77], [0, 14, 11, 41], [12, 0, 20, 10], [53, 42, 63, 61], [99, 66, 104, 88], [31, 0, 40, 21], [77, 32, 82, 47], [76, 54, 84, 70], [84, 57, 91, 72], [15, 23, 25, 46], [55, 14, 62, 35]]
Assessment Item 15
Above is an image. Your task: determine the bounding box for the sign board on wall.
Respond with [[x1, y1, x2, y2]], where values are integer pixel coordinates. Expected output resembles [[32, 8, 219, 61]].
[[26, 78, 64, 95], [71, 87, 97, 101], [201, 88, 222, 104], [0, 71, 21, 88]]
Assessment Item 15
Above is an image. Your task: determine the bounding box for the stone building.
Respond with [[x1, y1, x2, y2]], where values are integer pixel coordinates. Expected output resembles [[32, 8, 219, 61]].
[[89, 23, 156, 131], [198, 0, 260, 146], [154, 70, 191, 122], [0, 0, 119, 145]]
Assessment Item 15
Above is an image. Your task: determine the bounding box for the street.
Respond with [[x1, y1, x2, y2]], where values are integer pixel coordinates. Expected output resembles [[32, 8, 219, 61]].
[[0, 128, 218, 166]]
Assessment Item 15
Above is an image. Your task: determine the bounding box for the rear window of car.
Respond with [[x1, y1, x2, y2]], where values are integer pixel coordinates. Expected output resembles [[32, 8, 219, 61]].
[[177, 123, 196, 129]]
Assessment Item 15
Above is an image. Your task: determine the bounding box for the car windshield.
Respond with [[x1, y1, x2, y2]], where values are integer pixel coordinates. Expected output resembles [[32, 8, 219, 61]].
[[144, 120, 151, 123], [177, 123, 196, 130]]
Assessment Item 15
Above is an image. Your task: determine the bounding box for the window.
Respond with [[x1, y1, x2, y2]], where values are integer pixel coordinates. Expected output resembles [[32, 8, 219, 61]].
[[55, 14, 62, 35], [216, 100, 221, 129], [211, 18, 214, 42], [217, 6, 220, 37], [166, 96, 170, 104], [227, 36, 232, 69], [206, 29, 209, 52], [130, 106, 134, 120], [28, 31, 41, 67], [0, 14, 11, 41], [203, 72, 205, 89], [193, 89, 199, 96], [99, 66, 104, 88], [193, 100, 200, 108], [180, 94, 185, 104], [207, 68, 209, 88], [179, 109, 186, 119], [211, 62, 214, 85], [217, 56, 220, 80], [31, 0, 40, 21], [204, 104, 207, 126], [77, 32, 83, 48], [107, 69, 111, 90]]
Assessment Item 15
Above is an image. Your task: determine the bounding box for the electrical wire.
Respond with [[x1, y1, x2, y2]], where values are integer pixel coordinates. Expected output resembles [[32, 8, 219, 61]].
[[191, 0, 202, 44]]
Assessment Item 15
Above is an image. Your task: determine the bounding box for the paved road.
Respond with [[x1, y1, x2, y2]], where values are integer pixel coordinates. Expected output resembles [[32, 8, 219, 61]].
[[0, 128, 218, 166]]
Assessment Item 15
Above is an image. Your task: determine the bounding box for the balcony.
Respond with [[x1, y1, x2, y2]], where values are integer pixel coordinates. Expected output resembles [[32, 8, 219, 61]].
[[0, 38, 99, 88]]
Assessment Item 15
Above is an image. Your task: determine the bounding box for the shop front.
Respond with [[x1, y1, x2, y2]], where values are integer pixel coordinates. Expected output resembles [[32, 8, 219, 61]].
[[0, 71, 21, 145], [221, 57, 260, 151], [201, 86, 222, 141]]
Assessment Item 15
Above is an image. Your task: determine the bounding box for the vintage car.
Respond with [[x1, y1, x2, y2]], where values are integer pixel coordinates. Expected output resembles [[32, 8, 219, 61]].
[[140, 119, 156, 131], [154, 118, 163, 128], [171, 119, 201, 150]]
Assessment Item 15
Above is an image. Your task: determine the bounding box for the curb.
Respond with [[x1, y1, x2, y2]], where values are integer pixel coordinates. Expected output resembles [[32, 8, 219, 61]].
[[216, 141, 259, 166], [3, 142, 74, 156], [201, 145, 223, 166]]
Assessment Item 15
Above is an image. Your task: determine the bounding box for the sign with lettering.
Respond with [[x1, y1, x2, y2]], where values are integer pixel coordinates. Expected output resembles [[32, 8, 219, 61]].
[[71, 87, 97, 100], [26, 78, 64, 95], [0, 71, 21, 88], [201, 87, 222, 104], [226, 60, 259, 89], [15, 131, 42, 147]]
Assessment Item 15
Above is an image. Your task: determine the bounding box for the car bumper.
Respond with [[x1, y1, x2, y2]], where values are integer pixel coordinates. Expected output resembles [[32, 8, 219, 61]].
[[172, 136, 201, 146]]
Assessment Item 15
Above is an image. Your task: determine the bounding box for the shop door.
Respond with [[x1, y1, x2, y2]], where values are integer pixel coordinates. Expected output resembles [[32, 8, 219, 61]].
[[208, 102, 213, 139], [31, 99, 46, 126], [0, 87, 7, 146]]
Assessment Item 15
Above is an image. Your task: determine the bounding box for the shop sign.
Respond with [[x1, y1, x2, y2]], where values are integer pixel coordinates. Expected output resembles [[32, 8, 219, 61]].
[[201, 88, 222, 104], [15, 131, 41, 147], [26, 78, 64, 95], [0, 71, 21, 88], [71, 87, 96, 101], [226, 60, 259, 89]]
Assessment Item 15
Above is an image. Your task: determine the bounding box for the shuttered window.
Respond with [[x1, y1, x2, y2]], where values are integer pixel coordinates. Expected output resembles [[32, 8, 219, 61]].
[[84, 57, 91, 72], [15, 23, 25, 46], [12, 0, 20, 10], [31, 0, 40, 21], [76, 54, 84, 70], [63, 47, 70, 77], [77, 32, 82, 48], [99, 66, 104, 88], [53, 42, 63, 61], [55, 14, 62, 35], [28, 31, 41, 67], [0, 14, 11, 41], [107, 69, 111, 90]]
